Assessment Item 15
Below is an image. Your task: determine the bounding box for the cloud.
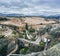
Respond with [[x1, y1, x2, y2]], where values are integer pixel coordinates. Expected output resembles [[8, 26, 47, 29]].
[[0, 0, 60, 15]]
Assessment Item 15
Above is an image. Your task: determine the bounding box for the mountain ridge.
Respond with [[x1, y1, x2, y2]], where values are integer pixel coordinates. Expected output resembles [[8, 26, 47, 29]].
[[0, 13, 60, 19]]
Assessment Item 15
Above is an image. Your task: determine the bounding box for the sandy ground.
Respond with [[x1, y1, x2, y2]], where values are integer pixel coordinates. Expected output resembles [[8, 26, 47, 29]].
[[0, 17, 56, 29], [0, 18, 25, 27], [23, 17, 56, 25]]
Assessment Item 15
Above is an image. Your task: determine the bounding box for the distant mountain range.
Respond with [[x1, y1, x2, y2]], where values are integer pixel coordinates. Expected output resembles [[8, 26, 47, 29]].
[[41, 14, 60, 19], [0, 13, 24, 17], [0, 13, 60, 19]]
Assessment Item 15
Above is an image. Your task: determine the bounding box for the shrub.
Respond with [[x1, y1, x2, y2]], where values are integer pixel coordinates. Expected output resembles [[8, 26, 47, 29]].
[[39, 40, 45, 47], [0, 35, 5, 39], [20, 48, 30, 54], [12, 30, 16, 35], [0, 17, 9, 21]]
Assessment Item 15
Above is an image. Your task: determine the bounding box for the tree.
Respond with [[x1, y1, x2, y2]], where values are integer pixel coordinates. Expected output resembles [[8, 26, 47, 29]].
[[25, 23, 28, 30], [0, 35, 5, 39]]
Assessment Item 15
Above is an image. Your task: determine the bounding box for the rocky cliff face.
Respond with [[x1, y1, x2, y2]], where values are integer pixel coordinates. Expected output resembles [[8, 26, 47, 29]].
[[46, 43, 60, 56]]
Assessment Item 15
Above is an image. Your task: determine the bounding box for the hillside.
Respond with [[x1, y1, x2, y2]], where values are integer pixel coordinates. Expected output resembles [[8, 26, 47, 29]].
[[9, 43, 60, 56]]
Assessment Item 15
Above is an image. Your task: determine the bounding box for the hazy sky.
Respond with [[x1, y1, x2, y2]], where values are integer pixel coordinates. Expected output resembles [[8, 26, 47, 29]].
[[0, 0, 60, 15]]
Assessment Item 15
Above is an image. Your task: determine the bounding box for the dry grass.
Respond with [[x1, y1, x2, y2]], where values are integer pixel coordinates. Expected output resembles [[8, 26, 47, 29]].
[[0, 17, 56, 29]]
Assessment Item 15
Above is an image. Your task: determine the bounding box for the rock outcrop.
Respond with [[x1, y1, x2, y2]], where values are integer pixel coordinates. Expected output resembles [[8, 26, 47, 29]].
[[8, 43, 60, 56]]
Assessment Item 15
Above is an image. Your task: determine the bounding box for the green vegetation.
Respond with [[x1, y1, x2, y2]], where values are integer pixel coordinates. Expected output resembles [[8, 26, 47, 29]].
[[47, 27, 60, 47], [25, 24, 35, 32], [12, 30, 17, 37], [20, 48, 31, 54], [39, 28, 46, 35], [0, 44, 8, 56], [0, 18, 60, 55], [0, 17, 9, 21], [28, 28, 35, 33], [49, 38, 60, 47], [39, 40, 45, 47], [19, 33, 25, 38], [12, 30, 16, 35], [0, 35, 5, 39], [31, 37, 36, 41], [49, 30, 60, 38], [39, 25, 52, 36], [25, 23, 28, 30]]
